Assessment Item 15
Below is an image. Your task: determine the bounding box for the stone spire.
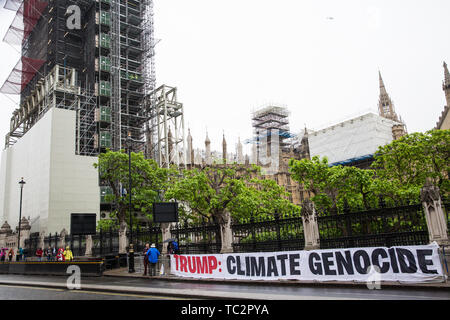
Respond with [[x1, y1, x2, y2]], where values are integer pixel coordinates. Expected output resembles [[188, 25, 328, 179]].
[[222, 132, 227, 164], [378, 72, 406, 140], [300, 126, 311, 160], [237, 137, 244, 164], [378, 71, 398, 122], [443, 61, 450, 107], [205, 131, 211, 165], [187, 128, 193, 165]]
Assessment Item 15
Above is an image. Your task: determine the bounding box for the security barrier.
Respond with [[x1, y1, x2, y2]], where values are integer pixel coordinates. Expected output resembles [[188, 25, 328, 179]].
[[0, 261, 104, 277]]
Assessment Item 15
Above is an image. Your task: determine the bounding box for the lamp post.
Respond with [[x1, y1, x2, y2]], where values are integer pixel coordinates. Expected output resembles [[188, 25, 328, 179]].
[[17, 178, 26, 261], [127, 132, 135, 273]]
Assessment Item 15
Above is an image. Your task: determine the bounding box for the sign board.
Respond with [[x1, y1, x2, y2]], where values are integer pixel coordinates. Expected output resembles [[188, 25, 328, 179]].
[[153, 202, 178, 223], [70, 213, 97, 235], [170, 243, 444, 283]]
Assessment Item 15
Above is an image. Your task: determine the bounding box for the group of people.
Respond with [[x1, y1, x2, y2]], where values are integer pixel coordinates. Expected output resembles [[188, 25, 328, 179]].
[[35, 246, 74, 262], [0, 247, 22, 262], [0, 246, 74, 262], [142, 240, 179, 276]]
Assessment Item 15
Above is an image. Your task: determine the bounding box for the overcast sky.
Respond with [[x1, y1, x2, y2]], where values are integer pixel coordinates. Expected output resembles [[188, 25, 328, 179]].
[[0, 0, 449, 156]]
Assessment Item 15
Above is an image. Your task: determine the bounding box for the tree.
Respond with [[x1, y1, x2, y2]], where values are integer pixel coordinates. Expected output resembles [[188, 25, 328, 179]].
[[93, 150, 172, 253], [372, 130, 450, 199], [289, 156, 381, 213], [165, 164, 300, 252]]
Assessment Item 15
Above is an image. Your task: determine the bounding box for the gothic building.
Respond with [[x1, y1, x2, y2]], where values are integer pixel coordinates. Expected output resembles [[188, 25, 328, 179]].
[[378, 72, 407, 140], [436, 61, 450, 130]]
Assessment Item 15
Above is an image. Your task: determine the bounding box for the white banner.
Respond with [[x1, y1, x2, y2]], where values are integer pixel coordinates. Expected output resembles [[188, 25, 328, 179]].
[[170, 243, 445, 283]]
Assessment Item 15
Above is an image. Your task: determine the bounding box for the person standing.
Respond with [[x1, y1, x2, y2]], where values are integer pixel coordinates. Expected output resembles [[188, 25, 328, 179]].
[[7, 248, 14, 262], [36, 248, 43, 262], [0, 248, 6, 262], [51, 247, 56, 261], [63, 246, 73, 262], [17, 247, 24, 261], [146, 244, 160, 277], [45, 246, 53, 262], [143, 243, 150, 276]]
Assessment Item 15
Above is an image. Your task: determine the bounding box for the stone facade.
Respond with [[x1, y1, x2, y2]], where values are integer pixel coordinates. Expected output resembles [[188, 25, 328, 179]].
[[436, 62, 450, 130], [0, 217, 31, 260], [420, 182, 449, 246]]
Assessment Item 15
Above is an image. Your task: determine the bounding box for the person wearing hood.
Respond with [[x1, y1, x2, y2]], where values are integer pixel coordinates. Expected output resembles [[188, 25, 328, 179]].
[[63, 246, 73, 262], [146, 244, 160, 276]]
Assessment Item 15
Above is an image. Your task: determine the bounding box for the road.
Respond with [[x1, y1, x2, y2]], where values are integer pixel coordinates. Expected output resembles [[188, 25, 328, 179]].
[[0, 274, 448, 300], [0, 283, 182, 300]]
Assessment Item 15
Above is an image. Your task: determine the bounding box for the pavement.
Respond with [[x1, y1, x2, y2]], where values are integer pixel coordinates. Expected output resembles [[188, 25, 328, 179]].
[[1, 272, 450, 300], [103, 266, 450, 292]]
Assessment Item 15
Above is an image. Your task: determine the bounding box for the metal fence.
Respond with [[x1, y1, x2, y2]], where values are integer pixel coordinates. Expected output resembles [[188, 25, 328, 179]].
[[25, 201, 449, 258], [170, 221, 221, 254], [317, 203, 429, 249], [232, 212, 304, 253], [25, 233, 87, 257]]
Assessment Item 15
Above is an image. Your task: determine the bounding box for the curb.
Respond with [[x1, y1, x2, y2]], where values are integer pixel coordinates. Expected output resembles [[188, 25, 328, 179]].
[[103, 271, 450, 291], [0, 279, 349, 300]]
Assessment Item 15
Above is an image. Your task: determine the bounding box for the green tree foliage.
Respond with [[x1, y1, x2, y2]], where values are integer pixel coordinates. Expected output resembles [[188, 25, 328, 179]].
[[289, 156, 377, 213], [289, 130, 450, 213], [93, 150, 174, 231], [372, 130, 450, 197], [165, 164, 300, 224]]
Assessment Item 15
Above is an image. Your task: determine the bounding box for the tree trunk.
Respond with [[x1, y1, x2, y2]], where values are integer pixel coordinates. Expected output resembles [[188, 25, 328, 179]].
[[118, 220, 128, 254]]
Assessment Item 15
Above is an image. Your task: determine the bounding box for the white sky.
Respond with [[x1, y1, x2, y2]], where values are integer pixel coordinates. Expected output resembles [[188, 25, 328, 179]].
[[0, 0, 449, 156]]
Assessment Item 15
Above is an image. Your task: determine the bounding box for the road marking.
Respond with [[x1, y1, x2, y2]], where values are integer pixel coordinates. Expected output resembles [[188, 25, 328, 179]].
[[67, 290, 190, 300], [0, 284, 189, 300], [0, 284, 65, 292]]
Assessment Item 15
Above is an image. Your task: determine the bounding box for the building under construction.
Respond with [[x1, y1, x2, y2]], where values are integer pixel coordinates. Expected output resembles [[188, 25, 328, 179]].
[[250, 105, 294, 166], [1, 0, 157, 154], [0, 0, 166, 234]]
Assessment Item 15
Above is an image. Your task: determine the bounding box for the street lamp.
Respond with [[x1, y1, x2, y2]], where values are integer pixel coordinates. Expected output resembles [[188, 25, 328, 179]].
[[127, 132, 135, 273], [17, 177, 26, 261]]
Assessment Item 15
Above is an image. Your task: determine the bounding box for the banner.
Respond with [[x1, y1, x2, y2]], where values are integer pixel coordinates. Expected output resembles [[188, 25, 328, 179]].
[[170, 243, 445, 283]]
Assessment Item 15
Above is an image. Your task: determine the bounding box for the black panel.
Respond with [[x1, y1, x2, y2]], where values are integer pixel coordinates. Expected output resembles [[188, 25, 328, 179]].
[[153, 203, 178, 223], [70, 213, 97, 235]]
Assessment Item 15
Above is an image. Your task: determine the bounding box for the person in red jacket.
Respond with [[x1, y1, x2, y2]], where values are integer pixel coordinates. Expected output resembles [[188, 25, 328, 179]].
[[36, 248, 43, 262], [56, 248, 65, 262]]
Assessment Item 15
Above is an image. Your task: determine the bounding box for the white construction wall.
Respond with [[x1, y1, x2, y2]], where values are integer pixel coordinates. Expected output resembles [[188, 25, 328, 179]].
[[308, 113, 398, 165], [0, 108, 99, 234]]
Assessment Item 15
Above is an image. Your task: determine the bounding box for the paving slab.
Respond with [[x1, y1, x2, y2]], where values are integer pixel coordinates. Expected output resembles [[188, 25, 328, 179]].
[[103, 267, 450, 290]]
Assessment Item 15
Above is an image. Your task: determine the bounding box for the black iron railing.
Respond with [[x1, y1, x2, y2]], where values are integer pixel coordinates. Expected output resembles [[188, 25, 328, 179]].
[[232, 212, 305, 253], [171, 220, 221, 254], [317, 203, 429, 249], [25, 201, 445, 256]]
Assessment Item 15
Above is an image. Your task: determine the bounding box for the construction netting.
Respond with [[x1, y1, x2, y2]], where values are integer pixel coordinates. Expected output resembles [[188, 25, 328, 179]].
[[3, 0, 48, 46], [1, 0, 48, 94], [308, 113, 397, 165], [4, 0, 23, 11], [0, 56, 45, 94]]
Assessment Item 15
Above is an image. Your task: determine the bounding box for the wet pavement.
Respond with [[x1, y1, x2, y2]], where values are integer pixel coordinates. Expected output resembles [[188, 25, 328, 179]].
[[0, 273, 449, 300]]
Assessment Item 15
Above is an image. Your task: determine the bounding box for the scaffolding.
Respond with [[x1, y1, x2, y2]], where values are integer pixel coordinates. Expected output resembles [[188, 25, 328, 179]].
[[4, 65, 97, 156], [250, 105, 293, 165], [1, 0, 156, 158], [147, 85, 185, 168]]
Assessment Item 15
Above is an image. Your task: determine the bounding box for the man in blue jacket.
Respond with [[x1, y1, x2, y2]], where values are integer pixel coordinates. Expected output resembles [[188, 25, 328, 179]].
[[146, 244, 160, 276]]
